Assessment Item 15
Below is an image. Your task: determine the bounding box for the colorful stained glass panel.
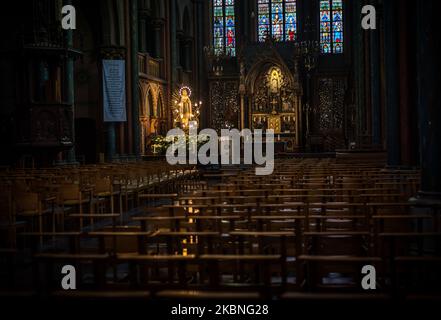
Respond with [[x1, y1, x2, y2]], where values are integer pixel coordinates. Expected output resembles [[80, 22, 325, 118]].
[[258, 0, 297, 42], [284, 0, 296, 41], [320, 0, 343, 54], [213, 0, 236, 56]]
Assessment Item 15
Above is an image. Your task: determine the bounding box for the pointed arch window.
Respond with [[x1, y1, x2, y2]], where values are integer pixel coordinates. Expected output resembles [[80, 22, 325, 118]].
[[213, 0, 236, 56], [319, 0, 344, 54], [258, 0, 297, 42]]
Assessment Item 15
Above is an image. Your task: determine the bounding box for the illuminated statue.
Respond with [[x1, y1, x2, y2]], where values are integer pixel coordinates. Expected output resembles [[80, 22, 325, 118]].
[[179, 87, 192, 129], [173, 86, 201, 131]]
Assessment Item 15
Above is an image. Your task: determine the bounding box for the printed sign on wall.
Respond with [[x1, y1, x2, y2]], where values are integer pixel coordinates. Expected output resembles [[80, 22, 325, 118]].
[[103, 60, 126, 122]]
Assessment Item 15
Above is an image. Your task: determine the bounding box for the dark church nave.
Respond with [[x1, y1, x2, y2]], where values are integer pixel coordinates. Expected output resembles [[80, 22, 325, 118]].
[[0, 0, 440, 315]]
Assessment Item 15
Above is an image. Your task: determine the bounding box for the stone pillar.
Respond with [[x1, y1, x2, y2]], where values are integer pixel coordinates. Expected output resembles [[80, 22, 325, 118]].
[[124, 0, 133, 153], [195, 0, 206, 127], [106, 123, 116, 160], [370, 0, 381, 146], [139, 18, 146, 52], [383, 0, 401, 166], [242, 0, 249, 41], [64, 0, 76, 162], [414, 0, 441, 202], [170, 0, 178, 84], [398, 2, 412, 166], [176, 33, 182, 69], [182, 38, 192, 71], [248, 98, 253, 129], [131, 0, 140, 156], [240, 94, 245, 130], [352, 0, 365, 145], [152, 19, 163, 58], [296, 96, 302, 147]]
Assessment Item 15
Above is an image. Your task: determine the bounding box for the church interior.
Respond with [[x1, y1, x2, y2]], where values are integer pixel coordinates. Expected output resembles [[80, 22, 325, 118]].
[[0, 0, 440, 311]]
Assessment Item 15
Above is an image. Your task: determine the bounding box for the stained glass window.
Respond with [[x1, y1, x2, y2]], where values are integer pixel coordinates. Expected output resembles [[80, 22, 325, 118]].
[[285, 0, 297, 42], [258, 0, 297, 42], [320, 0, 343, 54], [213, 0, 236, 56]]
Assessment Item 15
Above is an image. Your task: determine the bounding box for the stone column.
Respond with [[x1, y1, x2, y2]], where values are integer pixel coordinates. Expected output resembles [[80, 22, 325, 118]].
[[176, 32, 182, 69], [383, 0, 401, 166], [248, 98, 253, 129], [152, 19, 164, 58], [131, 0, 140, 156], [240, 93, 245, 130], [64, 0, 76, 162], [106, 123, 116, 161], [195, 0, 206, 127], [352, 0, 365, 146], [414, 0, 441, 202], [139, 18, 146, 52], [398, 2, 412, 166], [125, 0, 133, 153], [370, 0, 381, 146], [182, 37, 192, 71], [170, 0, 178, 84]]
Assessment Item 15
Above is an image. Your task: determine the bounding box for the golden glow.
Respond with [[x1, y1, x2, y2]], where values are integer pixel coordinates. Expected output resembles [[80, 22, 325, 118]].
[[268, 67, 283, 93], [172, 86, 202, 130]]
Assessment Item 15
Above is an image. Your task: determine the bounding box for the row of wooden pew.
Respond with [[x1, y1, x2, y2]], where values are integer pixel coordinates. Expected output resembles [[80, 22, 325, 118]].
[[0, 161, 200, 248], [1, 158, 440, 302]]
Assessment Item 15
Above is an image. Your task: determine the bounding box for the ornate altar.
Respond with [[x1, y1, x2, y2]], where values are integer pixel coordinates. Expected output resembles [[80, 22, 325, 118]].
[[249, 65, 301, 152]]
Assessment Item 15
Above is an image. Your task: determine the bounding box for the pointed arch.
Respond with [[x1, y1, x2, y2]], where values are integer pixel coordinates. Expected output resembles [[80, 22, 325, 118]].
[[157, 92, 164, 118], [147, 88, 155, 117], [139, 84, 148, 155], [139, 85, 146, 117], [243, 53, 302, 146], [245, 57, 296, 95]]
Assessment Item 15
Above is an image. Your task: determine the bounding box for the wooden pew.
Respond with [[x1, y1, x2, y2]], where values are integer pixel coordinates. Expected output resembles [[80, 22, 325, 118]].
[[199, 254, 281, 295], [34, 253, 110, 291], [68, 213, 120, 230], [298, 255, 382, 292], [377, 232, 441, 295]]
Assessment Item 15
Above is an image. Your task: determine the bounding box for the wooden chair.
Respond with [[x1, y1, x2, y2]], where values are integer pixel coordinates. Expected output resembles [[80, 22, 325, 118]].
[[58, 184, 93, 229], [93, 176, 122, 215], [15, 192, 54, 241], [0, 185, 25, 249]]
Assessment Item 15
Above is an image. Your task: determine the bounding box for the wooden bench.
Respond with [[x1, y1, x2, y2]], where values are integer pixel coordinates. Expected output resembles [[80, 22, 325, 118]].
[[298, 255, 382, 291], [68, 213, 120, 230], [155, 290, 261, 300], [34, 253, 110, 290], [50, 290, 151, 301]]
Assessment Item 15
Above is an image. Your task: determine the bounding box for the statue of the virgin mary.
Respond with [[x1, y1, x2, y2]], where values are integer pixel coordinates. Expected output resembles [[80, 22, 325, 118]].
[[178, 87, 192, 129]]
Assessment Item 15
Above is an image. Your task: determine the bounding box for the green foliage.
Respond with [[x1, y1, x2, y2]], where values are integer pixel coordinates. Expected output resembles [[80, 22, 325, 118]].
[[151, 134, 211, 155]]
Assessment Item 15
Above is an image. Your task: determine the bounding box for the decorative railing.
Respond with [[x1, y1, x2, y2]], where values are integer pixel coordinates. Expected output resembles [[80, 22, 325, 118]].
[[138, 53, 164, 79]]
